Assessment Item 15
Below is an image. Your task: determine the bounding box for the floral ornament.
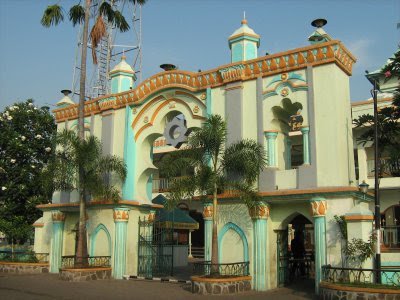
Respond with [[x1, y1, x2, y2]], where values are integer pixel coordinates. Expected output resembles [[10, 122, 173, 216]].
[[384, 70, 391, 78]]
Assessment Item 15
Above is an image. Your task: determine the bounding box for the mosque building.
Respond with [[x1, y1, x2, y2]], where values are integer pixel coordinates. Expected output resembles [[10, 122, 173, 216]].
[[33, 17, 399, 293]]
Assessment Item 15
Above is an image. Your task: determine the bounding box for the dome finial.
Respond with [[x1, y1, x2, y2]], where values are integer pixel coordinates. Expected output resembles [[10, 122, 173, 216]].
[[241, 11, 247, 24]]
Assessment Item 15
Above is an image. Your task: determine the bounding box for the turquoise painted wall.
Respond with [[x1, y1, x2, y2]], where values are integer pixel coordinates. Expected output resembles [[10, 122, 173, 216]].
[[232, 43, 243, 62], [121, 77, 131, 92], [246, 43, 256, 60], [111, 78, 119, 94]]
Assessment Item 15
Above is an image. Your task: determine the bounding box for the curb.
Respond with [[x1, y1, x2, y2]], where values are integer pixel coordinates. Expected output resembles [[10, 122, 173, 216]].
[[123, 275, 191, 284]]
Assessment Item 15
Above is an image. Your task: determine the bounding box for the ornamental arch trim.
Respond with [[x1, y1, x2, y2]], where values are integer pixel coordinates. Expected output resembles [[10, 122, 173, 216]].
[[218, 222, 249, 262], [90, 223, 112, 257]]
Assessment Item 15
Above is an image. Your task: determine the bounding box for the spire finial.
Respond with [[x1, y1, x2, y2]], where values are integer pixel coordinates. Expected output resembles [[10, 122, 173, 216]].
[[121, 49, 126, 60], [241, 11, 247, 25]]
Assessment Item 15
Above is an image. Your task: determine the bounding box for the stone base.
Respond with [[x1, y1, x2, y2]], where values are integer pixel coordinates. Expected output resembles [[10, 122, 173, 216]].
[[0, 262, 49, 274], [59, 267, 112, 281], [191, 275, 252, 295], [320, 282, 400, 300]]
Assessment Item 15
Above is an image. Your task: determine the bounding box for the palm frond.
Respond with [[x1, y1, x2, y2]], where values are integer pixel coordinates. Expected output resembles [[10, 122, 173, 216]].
[[69, 4, 85, 27], [223, 139, 266, 184], [99, 2, 114, 23], [41, 4, 64, 27], [113, 10, 130, 32], [90, 16, 107, 64], [98, 155, 127, 182]]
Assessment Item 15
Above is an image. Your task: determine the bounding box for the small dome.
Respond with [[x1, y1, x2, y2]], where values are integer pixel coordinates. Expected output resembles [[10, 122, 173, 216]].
[[56, 90, 75, 107], [229, 19, 260, 39], [110, 55, 134, 74]]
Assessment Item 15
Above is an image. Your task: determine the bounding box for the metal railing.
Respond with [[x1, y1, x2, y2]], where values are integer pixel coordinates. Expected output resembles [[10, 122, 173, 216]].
[[322, 265, 400, 287], [61, 256, 111, 268], [192, 261, 250, 277], [367, 157, 400, 177], [190, 247, 204, 259], [382, 225, 400, 249], [0, 251, 49, 263]]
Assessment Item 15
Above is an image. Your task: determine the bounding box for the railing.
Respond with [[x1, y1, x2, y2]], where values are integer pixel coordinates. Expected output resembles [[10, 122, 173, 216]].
[[152, 178, 170, 193], [192, 261, 250, 277], [61, 256, 111, 268], [367, 157, 400, 178], [190, 247, 204, 259], [382, 226, 400, 249], [0, 251, 49, 263], [322, 265, 400, 287]]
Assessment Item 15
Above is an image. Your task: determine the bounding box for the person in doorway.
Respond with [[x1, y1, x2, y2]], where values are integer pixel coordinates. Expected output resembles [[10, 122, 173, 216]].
[[290, 232, 306, 279]]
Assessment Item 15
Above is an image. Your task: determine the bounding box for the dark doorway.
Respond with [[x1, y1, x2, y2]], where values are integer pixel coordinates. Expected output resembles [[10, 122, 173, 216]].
[[276, 214, 314, 287]]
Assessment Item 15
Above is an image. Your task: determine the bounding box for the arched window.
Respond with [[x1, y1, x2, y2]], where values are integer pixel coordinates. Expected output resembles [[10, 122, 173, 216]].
[[381, 205, 400, 250]]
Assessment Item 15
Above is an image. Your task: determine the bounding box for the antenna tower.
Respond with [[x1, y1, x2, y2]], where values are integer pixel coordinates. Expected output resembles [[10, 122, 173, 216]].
[[71, 0, 142, 100]]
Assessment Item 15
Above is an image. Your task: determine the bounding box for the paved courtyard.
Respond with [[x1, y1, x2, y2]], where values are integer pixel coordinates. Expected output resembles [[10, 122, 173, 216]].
[[0, 273, 316, 300]]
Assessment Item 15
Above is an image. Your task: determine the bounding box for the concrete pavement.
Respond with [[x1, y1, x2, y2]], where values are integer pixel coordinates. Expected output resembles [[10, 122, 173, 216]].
[[0, 273, 316, 299]]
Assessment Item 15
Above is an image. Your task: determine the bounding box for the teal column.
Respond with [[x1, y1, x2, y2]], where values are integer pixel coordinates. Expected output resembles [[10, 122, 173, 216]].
[[310, 197, 327, 295], [203, 202, 213, 261], [206, 88, 212, 117], [249, 202, 270, 291], [50, 211, 65, 273], [113, 208, 130, 279], [301, 126, 310, 165], [122, 106, 136, 200], [264, 131, 278, 167], [286, 136, 292, 170]]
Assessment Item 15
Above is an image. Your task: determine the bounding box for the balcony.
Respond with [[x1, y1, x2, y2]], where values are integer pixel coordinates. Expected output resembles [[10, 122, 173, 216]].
[[381, 225, 400, 251], [367, 157, 400, 178]]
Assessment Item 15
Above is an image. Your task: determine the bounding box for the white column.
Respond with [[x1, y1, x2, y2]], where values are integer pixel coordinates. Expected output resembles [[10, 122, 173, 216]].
[[188, 230, 193, 258]]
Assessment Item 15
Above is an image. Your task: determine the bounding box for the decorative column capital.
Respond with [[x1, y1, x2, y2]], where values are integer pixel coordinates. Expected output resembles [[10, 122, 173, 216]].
[[147, 209, 156, 223], [113, 208, 130, 222], [51, 210, 66, 222], [264, 130, 278, 139], [300, 126, 310, 133], [202, 202, 213, 221], [310, 197, 327, 217], [249, 202, 270, 220]]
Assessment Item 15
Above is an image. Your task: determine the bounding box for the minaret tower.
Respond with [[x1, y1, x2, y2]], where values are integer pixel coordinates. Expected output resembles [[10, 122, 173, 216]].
[[109, 55, 137, 94], [228, 14, 260, 63]]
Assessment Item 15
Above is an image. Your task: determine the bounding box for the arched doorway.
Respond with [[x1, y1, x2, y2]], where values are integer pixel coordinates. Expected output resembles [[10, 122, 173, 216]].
[[276, 213, 314, 287]]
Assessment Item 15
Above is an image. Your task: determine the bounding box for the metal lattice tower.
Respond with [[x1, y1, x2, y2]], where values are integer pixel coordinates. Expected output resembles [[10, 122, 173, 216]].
[[71, 0, 142, 100]]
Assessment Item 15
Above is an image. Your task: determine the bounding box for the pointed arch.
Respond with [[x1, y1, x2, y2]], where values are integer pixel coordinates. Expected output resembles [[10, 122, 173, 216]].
[[90, 223, 112, 257], [218, 222, 249, 262]]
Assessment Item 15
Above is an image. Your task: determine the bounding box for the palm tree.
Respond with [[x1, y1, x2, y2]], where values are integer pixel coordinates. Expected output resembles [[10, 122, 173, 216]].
[[51, 130, 127, 267], [160, 115, 266, 275], [41, 0, 145, 268], [272, 98, 303, 131]]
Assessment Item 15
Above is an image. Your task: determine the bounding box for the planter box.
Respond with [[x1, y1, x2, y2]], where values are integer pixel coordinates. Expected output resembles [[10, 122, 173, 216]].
[[59, 267, 112, 281], [320, 281, 400, 299], [0, 262, 49, 274]]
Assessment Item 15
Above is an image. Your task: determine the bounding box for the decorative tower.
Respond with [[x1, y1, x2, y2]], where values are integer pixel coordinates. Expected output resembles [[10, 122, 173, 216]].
[[228, 17, 260, 63], [109, 55, 137, 94], [308, 18, 332, 44]]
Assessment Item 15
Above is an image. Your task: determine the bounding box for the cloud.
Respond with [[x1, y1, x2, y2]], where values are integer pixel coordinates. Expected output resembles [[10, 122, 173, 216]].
[[346, 38, 374, 72]]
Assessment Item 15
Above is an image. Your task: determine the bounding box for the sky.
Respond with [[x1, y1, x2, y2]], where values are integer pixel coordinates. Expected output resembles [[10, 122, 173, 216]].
[[0, 0, 399, 111]]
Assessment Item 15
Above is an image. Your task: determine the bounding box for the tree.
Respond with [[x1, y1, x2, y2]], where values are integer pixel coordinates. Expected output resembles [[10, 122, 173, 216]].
[[354, 48, 400, 176], [41, 0, 146, 267], [0, 100, 56, 245], [160, 115, 266, 275], [51, 130, 127, 266]]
